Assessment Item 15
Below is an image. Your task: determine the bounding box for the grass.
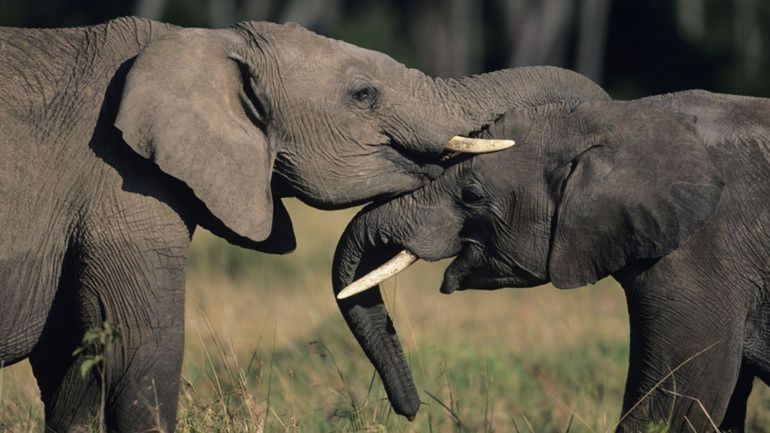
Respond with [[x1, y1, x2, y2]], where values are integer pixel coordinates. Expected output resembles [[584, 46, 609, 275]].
[[2, 199, 770, 432]]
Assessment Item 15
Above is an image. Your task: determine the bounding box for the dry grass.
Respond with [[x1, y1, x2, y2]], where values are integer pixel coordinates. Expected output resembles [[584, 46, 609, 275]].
[[2, 199, 770, 432]]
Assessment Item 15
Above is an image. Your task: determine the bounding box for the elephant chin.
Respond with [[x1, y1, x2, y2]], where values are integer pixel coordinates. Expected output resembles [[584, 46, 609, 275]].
[[438, 247, 482, 293], [440, 273, 513, 293], [440, 256, 547, 293], [439, 258, 467, 294]]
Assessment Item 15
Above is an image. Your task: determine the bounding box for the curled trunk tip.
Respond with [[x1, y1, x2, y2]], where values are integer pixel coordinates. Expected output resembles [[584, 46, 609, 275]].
[[332, 210, 421, 420]]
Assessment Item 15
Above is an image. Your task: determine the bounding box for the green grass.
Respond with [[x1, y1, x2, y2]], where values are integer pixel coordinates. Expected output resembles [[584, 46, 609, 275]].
[[2, 199, 770, 432]]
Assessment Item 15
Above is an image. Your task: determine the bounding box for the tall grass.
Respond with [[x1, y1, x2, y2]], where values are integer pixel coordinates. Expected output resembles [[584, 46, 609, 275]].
[[2, 199, 770, 432]]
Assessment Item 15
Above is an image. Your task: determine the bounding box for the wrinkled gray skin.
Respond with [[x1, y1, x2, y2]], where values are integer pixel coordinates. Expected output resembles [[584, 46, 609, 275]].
[[0, 16, 611, 432], [334, 92, 770, 432]]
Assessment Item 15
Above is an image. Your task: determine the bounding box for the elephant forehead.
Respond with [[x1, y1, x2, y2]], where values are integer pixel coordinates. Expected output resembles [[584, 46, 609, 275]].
[[276, 26, 405, 82]]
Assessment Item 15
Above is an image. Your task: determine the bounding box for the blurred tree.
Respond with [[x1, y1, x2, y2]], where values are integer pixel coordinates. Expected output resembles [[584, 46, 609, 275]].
[[576, 0, 612, 83], [282, 0, 341, 34], [605, 0, 769, 98], [408, 0, 482, 77], [135, 0, 168, 20], [0, 0, 132, 27], [508, 0, 575, 68], [495, 0, 612, 84], [0, 0, 767, 97], [208, 0, 237, 27]]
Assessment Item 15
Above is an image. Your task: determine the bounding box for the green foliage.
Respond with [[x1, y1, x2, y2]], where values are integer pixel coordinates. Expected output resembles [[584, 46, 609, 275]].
[[163, 0, 210, 27], [72, 322, 122, 378], [68, 322, 123, 432], [2, 0, 769, 97], [5, 225, 770, 431], [646, 421, 670, 433], [329, 2, 419, 70], [174, 306, 632, 433], [187, 230, 327, 283]]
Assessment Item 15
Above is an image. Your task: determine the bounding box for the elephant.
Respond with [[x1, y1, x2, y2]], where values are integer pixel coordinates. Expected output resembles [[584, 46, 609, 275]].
[[332, 92, 770, 431], [0, 16, 612, 432]]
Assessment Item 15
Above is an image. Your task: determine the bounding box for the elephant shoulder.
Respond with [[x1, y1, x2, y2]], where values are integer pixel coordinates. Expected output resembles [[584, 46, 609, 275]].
[[639, 91, 770, 141], [639, 91, 770, 176]]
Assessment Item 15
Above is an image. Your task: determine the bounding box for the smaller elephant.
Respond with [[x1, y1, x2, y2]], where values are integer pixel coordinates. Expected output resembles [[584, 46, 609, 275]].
[[332, 93, 770, 432]]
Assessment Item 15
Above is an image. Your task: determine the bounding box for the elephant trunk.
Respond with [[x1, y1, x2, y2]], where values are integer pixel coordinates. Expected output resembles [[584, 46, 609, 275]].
[[399, 66, 610, 155], [332, 205, 421, 419], [445, 66, 610, 123], [332, 184, 461, 420]]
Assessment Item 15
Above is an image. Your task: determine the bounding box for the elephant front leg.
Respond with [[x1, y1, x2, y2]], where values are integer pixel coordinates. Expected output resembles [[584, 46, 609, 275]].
[[31, 321, 184, 433], [718, 362, 754, 433], [617, 292, 746, 433], [82, 238, 188, 433], [30, 304, 101, 431], [105, 324, 185, 432], [31, 212, 191, 432]]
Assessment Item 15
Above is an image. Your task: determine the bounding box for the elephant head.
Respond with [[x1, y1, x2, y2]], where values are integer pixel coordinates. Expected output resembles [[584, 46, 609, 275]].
[[332, 100, 724, 419], [115, 22, 609, 250]]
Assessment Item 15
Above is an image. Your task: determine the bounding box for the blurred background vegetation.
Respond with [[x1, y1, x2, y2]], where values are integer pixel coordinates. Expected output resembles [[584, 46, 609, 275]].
[[1, 0, 769, 99], [2, 1, 770, 432]]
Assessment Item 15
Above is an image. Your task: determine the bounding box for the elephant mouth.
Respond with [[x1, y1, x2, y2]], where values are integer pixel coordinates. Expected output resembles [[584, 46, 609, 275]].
[[335, 241, 538, 299], [383, 143, 444, 183], [438, 249, 505, 293], [381, 138, 474, 190], [336, 243, 458, 300], [386, 134, 514, 188], [440, 247, 547, 294], [440, 271, 517, 293]]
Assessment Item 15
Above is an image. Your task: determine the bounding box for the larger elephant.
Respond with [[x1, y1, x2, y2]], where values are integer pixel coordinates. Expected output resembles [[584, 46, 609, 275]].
[[0, 16, 610, 432], [333, 92, 770, 431]]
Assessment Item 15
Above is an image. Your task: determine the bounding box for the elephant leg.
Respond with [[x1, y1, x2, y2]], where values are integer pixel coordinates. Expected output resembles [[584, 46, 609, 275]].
[[618, 292, 745, 433], [30, 197, 191, 432], [105, 325, 184, 433], [30, 342, 102, 432], [30, 311, 184, 433], [718, 362, 754, 433], [29, 236, 188, 432], [29, 268, 101, 431], [80, 226, 188, 433]]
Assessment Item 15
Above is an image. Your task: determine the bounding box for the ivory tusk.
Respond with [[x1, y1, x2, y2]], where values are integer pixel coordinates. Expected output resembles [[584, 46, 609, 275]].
[[445, 135, 515, 153], [336, 250, 419, 300]]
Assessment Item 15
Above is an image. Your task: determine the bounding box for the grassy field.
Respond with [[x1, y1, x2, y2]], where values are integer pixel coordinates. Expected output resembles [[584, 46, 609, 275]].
[[2, 199, 770, 432]]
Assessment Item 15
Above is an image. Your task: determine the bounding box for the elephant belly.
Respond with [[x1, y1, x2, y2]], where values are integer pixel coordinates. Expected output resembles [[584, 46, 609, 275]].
[[0, 317, 45, 366], [0, 242, 67, 366]]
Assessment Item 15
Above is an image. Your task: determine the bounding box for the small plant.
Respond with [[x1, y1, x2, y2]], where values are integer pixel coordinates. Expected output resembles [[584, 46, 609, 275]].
[[646, 421, 669, 433], [73, 321, 122, 432]]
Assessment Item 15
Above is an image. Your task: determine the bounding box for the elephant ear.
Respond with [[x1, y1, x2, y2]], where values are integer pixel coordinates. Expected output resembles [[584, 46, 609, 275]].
[[115, 28, 281, 244], [547, 102, 724, 288]]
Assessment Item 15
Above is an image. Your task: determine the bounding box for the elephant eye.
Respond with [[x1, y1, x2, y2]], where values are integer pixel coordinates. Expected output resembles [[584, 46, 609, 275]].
[[348, 85, 379, 110], [461, 185, 486, 203]]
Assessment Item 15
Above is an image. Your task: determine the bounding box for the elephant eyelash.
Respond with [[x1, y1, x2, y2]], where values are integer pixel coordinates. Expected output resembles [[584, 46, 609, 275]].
[[348, 85, 379, 110], [461, 186, 486, 203]]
